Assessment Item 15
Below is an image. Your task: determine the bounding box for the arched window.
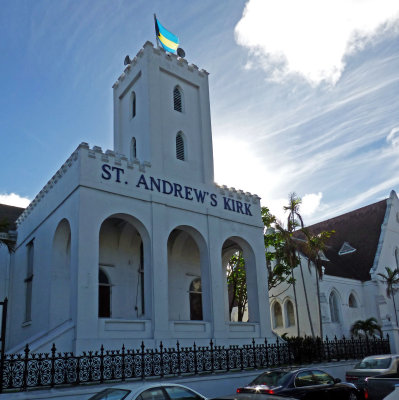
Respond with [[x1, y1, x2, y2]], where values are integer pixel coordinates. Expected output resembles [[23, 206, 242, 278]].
[[173, 86, 182, 112], [395, 247, 399, 269], [286, 300, 295, 327], [189, 278, 203, 320], [348, 293, 358, 308], [99, 269, 111, 318], [329, 291, 340, 323], [131, 137, 137, 160], [131, 91, 136, 118], [176, 132, 185, 161], [273, 302, 283, 328]]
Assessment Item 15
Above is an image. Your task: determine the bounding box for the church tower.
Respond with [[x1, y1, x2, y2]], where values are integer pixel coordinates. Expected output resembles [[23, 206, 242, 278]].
[[113, 41, 214, 184]]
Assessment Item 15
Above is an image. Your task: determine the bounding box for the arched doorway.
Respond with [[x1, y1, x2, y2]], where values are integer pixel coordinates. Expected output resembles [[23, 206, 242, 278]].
[[167, 227, 209, 321], [50, 219, 71, 328], [222, 237, 259, 323], [98, 215, 149, 320]]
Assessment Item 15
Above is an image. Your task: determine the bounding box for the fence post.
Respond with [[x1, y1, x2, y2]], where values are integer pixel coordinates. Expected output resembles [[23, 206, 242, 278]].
[[252, 338, 257, 369], [325, 336, 330, 362], [210, 340, 215, 373], [141, 341, 146, 379], [121, 345, 125, 381], [193, 342, 198, 375], [50, 343, 56, 387], [0, 297, 8, 394], [160, 342, 164, 378], [23, 344, 30, 391]]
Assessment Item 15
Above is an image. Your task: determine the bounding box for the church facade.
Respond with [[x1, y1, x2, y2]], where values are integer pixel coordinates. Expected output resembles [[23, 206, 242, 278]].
[[269, 191, 399, 352], [4, 42, 272, 354]]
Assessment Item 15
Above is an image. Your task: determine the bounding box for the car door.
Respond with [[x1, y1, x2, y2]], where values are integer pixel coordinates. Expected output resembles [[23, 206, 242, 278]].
[[289, 370, 321, 400], [310, 369, 337, 400]]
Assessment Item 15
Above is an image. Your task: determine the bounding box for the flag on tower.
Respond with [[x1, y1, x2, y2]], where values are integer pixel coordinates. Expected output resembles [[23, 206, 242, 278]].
[[154, 15, 179, 54]]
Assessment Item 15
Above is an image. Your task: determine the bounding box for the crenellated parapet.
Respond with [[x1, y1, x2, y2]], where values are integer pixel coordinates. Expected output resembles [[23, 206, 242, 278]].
[[16, 143, 153, 226], [16, 148, 80, 226], [112, 41, 208, 89], [215, 184, 260, 205]]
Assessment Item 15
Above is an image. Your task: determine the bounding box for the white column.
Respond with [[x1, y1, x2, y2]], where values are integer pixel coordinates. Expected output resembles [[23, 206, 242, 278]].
[[151, 203, 171, 341]]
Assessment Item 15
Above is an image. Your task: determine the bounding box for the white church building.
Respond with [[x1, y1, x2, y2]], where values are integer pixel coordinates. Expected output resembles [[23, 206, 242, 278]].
[[2, 42, 273, 354], [269, 191, 399, 352]]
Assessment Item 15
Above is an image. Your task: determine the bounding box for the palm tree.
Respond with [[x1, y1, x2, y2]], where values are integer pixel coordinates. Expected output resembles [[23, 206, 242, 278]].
[[283, 193, 307, 337], [350, 317, 382, 337], [0, 218, 14, 253], [301, 228, 335, 338], [377, 267, 399, 326]]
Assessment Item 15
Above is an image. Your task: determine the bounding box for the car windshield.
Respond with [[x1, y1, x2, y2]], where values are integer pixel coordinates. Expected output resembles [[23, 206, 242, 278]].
[[250, 371, 291, 387], [354, 356, 392, 370], [88, 388, 131, 400]]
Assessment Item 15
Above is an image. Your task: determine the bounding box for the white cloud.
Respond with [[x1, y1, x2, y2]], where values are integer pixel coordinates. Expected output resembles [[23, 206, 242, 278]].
[[0, 193, 30, 208], [235, 0, 399, 85], [387, 126, 399, 148], [301, 192, 323, 217]]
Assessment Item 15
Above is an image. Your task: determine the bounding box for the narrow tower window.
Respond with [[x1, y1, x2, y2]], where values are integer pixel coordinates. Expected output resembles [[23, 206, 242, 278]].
[[24, 240, 34, 322], [176, 132, 185, 161], [173, 86, 182, 112], [131, 91, 136, 118], [131, 137, 137, 160]]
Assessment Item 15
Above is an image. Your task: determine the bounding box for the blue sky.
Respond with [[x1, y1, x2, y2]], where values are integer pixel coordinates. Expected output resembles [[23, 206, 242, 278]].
[[1, 0, 399, 225]]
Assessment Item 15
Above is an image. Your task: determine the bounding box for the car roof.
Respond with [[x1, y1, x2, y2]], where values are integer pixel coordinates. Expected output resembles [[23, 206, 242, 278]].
[[101, 382, 203, 397]]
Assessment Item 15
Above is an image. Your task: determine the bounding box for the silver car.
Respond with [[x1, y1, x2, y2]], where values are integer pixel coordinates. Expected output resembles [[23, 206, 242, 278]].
[[87, 382, 207, 400], [346, 354, 399, 388]]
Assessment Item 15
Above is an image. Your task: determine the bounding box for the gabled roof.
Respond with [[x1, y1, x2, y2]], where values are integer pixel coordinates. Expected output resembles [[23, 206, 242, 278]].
[[0, 204, 25, 231], [294, 199, 387, 281]]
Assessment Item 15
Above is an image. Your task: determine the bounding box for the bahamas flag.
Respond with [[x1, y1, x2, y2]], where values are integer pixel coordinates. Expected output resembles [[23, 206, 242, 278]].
[[154, 16, 179, 53]]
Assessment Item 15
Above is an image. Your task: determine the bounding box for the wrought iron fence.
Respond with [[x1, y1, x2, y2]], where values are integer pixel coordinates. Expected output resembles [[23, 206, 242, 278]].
[[0, 335, 390, 393]]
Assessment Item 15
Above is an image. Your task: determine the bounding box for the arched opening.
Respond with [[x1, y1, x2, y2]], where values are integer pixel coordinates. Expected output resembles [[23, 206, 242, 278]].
[[167, 227, 210, 321], [329, 290, 341, 323], [222, 237, 259, 323], [176, 132, 185, 161], [98, 215, 149, 320], [50, 219, 71, 328], [272, 302, 283, 328], [348, 293, 358, 308], [173, 86, 183, 112], [285, 299, 296, 327]]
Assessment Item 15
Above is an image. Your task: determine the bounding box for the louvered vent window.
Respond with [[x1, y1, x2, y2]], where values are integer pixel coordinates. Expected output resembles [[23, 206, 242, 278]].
[[176, 133, 185, 161], [173, 86, 182, 112], [132, 91, 136, 118]]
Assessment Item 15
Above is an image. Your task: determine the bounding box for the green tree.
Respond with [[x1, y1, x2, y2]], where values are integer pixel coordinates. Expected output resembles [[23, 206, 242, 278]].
[[227, 251, 247, 322], [284, 193, 308, 337], [0, 218, 14, 253], [350, 317, 382, 337], [378, 267, 399, 326], [301, 228, 335, 338]]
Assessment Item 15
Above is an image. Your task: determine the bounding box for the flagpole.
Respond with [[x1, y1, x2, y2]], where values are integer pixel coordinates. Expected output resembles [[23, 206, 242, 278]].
[[153, 13, 159, 48]]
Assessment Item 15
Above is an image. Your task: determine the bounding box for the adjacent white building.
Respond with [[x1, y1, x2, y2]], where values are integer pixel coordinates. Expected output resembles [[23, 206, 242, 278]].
[[269, 190, 399, 351], [3, 42, 273, 354]]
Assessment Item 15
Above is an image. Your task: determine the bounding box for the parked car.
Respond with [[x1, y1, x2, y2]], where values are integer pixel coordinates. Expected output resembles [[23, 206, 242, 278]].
[[345, 354, 399, 390], [211, 394, 297, 400], [364, 372, 399, 400], [87, 382, 207, 400], [236, 368, 360, 399]]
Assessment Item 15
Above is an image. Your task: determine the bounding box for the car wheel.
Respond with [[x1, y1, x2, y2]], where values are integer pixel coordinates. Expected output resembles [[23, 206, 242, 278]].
[[348, 391, 357, 400]]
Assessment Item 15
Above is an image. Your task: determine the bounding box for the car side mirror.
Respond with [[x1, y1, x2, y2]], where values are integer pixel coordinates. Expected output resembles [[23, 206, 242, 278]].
[[334, 378, 341, 384]]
